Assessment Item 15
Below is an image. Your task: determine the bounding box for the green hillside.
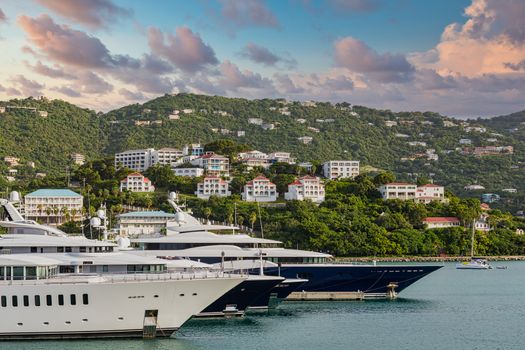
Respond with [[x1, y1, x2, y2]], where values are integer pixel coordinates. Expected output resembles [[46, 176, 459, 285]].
[[1, 93, 525, 210]]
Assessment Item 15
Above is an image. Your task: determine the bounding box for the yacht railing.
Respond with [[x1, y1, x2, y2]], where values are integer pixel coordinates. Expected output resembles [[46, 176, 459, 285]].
[[0, 270, 245, 286]]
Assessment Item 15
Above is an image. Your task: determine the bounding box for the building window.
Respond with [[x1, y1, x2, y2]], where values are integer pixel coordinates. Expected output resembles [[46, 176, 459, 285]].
[[1, 296, 6, 307], [35, 295, 41, 307], [12, 296, 18, 307], [70, 294, 76, 305], [46, 295, 52, 306], [82, 294, 89, 305], [23, 295, 29, 307], [58, 294, 64, 306]]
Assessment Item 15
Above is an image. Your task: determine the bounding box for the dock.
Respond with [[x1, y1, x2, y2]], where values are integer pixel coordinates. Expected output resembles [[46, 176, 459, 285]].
[[287, 291, 365, 301]]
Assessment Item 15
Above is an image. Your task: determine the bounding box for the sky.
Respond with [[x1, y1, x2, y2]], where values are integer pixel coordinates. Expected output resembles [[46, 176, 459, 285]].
[[0, 0, 524, 117]]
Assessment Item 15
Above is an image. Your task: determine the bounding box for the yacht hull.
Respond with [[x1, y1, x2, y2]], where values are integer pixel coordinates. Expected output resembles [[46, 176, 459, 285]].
[[0, 275, 244, 340], [196, 276, 283, 317], [266, 264, 443, 297]]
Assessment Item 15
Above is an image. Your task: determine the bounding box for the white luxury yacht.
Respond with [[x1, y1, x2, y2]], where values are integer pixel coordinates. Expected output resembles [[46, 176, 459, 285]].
[[0, 195, 280, 318], [130, 195, 443, 299], [0, 253, 244, 339]]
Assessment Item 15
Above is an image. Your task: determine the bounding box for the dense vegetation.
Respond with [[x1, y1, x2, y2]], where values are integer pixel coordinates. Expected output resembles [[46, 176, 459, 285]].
[[2, 93, 525, 214]]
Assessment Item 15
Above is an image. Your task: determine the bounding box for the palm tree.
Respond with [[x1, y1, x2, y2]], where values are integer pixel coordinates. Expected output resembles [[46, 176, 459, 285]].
[[249, 212, 257, 231], [45, 207, 52, 225], [52, 207, 59, 225], [61, 207, 70, 224], [203, 207, 212, 223]]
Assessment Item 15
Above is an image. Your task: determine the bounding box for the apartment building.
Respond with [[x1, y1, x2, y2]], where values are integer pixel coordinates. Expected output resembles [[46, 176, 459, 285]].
[[172, 167, 204, 177], [152, 148, 183, 166], [70, 153, 85, 166], [114, 149, 155, 172], [190, 152, 229, 176], [378, 183, 418, 200], [24, 189, 83, 225], [415, 184, 446, 203], [322, 160, 360, 179]]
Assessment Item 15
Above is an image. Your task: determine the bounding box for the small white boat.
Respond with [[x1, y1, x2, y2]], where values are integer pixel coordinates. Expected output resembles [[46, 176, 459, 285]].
[[456, 258, 492, 270]]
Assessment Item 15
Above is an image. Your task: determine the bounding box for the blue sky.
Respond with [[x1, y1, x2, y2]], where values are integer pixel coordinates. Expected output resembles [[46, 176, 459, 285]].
[[0, 0, 524, 117]]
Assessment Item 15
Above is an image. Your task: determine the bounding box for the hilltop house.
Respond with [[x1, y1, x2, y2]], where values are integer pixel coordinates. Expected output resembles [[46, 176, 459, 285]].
[[24, 189, 83, 225], [284, 176, 325, 203], [120, 172, 155, 192], [242, 175, 278, 202], [422, 217, 461, 229], [195, 176, 231, 199], [322, 160, 360, 179]]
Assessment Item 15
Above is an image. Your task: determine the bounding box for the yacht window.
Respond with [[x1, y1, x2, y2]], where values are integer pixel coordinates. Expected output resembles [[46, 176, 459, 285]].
[[57, 247, 64, 253], [58, 295, 64, 306], [12, 296, 18, 307], [82, 294, 89, 305], [79, 247, 86, 253], [23, 295, 29, 307], [46, 295, 52, 306], [70, 294, 76, 305], [35, 295, 41, 307], [26, 267, 37, 280], [65, 247, 72, 253], [13, 266, 24, 280], [1, 296, 6, 307], [103, 265, 109, 273], [0, 266, 3, 280], [30, 247, 37, 253]]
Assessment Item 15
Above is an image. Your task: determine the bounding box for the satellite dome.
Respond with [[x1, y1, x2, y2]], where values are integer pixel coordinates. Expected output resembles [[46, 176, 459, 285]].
[[117, 236, 131, 249], [174, 211, 185, 223], [90, 217, 101, 228], [9, 191, 20, 202], [169, 192, 177, 200], [96, 209, 106, 219]]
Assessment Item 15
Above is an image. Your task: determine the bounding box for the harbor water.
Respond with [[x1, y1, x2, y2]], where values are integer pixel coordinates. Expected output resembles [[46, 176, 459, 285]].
[[5, 262, 525, 350]]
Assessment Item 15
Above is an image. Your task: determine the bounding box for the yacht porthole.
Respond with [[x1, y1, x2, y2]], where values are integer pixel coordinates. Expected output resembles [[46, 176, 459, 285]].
[[179, 294, 185, 297], [17, 323, 23, 326], [118, 317, 124, 320], [43, 322, 49, 326], [82, 319, 88, 322], [192, 293, 198, 296], [65, 321, 71, 325], [154, 295, 159, 298]]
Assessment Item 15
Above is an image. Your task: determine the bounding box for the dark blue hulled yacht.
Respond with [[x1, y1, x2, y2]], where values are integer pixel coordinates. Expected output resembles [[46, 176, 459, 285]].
[[130, 199, 442, 300]]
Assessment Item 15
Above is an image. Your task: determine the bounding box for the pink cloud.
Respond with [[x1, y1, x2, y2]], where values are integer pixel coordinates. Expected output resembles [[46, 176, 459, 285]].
[[147, 26, 218, 73], [9, 75, 45, 96], [36, 0, 132, 30], [334, 36, 414, 83], [18, 14, 114, 68], [240, 42, 296, 68], [26, 61, 75, 79], [218, 0, 279, 29], [218, 60, 274, 91]]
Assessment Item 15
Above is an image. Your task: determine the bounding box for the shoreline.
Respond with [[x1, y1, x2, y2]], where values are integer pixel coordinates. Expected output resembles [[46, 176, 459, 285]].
[[335, 256, 525, 262]]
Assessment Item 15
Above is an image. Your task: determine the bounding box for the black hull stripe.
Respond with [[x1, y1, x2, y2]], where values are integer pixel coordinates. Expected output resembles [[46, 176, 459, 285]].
[[0, 328, 179, 340]]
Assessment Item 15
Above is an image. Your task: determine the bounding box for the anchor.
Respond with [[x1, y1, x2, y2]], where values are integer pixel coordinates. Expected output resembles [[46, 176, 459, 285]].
[[386, 282, 398, 299]]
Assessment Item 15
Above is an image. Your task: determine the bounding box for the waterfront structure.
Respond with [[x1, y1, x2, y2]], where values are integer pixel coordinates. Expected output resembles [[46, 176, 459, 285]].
[[190, 153, 229, 176], [117, 211, 177, 236], [195, 176, 231, 199], [24, 189, 83, 225], [120, 173, 155, 193], [322, 160, 360, 179], [172, 167, 204, 177], [284, 176, 325, 203], [242, 175, 278, 202], [422, 217, 461, 229], [70, 153, 85, 165]]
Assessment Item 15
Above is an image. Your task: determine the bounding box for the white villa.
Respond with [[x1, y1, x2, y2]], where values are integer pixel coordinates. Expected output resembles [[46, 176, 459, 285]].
[[379, 182, 446, 203], [195, 176, 231, 199], [422, 217, 461, 229], [190, 152, 229, 176], [172, 167, 204, 177], [242, 175, 278, 202], [120, 172, 155, 192], [415, 184, 446, 203], [284, 176, 325, 203]]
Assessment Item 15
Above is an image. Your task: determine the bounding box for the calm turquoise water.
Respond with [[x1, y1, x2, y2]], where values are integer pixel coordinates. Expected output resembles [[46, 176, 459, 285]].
[[4, 262, 525, 350]]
